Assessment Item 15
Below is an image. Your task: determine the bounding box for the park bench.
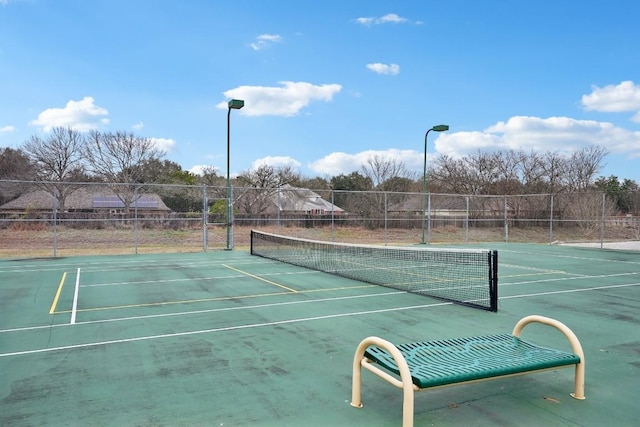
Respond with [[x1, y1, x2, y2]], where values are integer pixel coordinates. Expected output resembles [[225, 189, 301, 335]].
[[351, 315, 585, 427]]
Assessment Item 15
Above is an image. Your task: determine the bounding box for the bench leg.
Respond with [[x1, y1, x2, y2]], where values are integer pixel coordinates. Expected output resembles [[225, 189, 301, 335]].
[[572, 363, 586, 400], [351, 336, 416, 427], [350, 340, 365, 409]]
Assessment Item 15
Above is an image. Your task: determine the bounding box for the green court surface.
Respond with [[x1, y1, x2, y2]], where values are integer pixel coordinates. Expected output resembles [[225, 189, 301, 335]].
[[1, 243, 639, 426]]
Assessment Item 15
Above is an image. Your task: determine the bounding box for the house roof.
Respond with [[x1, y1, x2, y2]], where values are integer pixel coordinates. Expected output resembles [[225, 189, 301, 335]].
[[0, 186, 171, 211], [274, 185, 344, 213]]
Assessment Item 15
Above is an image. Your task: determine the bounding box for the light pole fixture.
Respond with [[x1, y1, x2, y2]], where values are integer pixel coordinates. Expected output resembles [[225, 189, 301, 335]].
[[226, 98, 244, 250], [421, 124, 449, 244]]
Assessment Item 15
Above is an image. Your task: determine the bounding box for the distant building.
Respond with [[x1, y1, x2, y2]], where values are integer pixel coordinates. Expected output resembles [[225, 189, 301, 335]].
[[0, 186, 170, 215], [387, 193, 468, 217], [272, 185, 345, 215]]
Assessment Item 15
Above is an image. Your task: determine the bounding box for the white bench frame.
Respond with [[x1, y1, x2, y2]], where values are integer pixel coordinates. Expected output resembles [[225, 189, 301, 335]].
[[350, 315, 585, 427]]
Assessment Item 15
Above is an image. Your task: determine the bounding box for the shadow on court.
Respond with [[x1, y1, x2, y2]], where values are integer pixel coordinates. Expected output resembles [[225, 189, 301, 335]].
[[1, 243, 639, 426]]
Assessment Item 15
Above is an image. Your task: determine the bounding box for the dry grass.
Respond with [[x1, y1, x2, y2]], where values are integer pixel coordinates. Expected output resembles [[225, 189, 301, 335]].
[[1, 223, 635, 258]]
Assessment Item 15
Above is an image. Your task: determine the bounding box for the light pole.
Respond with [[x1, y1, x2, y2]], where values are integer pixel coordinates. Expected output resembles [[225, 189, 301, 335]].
[[226, 98, 244, 250], [421, 124, 449, 244]]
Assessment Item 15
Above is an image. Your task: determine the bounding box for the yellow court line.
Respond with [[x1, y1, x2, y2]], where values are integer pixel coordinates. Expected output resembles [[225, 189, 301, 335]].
[[54, 284, 376, 314], [49, 272, 67, 314], [223, 263, 299, 293]]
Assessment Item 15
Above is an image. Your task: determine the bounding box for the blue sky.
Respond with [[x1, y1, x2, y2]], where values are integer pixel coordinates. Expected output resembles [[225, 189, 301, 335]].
[[1, 0, 640, 183]]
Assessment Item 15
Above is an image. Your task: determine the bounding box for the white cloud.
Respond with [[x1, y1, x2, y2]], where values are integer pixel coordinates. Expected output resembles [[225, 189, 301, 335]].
[[582, 81, 640, 122], [188, 165, 219, 176], [438, 116, 640, 158], [355, 13, 409, 25], [132, 121, 144, 131], [0, 125, 16, 133], [309, 149, 419, 176], [250, 33, 283, 50], [251, 156, 301, 170], [309, 115, 640, 176], [29, 97, 109, 132], [217, 81, 342, 117], [366, 63, 400, 75], [150, 137, 175, 153]]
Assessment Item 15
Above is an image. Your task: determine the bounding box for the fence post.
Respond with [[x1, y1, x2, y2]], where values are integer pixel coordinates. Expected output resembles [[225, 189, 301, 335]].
[[600, 192, 605, 249], [549, 194, 554, 245], [427, 193, 432, 244], [52, 189, 58, 257], [465, 196, 469, 244], [277, 188, 281, 230], [134, 186, 139, 255], [202, 184, 208, 251], [504, 195, 508, 243], [384, 192, 388, 246], [331, 191, 335, 242]]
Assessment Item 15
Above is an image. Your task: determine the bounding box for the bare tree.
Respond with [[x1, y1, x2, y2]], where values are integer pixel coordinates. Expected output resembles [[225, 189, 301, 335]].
[[198, 166, 224, 187], [85, 131, 165, 182], [361, 155, 415, 188], [235, 165, 299, 215], [430, 154, 472, 193], [562, 146, 608, 191], [22, 127, 85, 181], [493, 150, 524, 194], [84, 130, 166, 210], [431, 152, 498, 195], [360, 155, 416, 214], [20, 126, 86, 210]]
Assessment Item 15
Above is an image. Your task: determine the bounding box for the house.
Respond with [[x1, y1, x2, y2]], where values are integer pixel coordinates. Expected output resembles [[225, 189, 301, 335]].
[[387, 193, 469, 217], [272, 185, 345, 215], [0, 185, 171, 215]]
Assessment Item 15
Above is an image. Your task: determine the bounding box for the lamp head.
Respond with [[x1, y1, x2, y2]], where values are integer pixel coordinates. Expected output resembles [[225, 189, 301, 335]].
[[431, 124, 449, 132], [228, 99, 245, 110]]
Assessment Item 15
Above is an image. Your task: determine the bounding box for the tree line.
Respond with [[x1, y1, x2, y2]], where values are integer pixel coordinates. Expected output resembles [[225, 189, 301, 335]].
[[0, 126, 638, 215]]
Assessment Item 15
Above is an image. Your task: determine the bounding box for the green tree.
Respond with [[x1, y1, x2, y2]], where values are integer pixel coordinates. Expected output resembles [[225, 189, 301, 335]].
[[136, 159, 204, 212], [0, 147, 36, 205], [330, 171, 373, 214], [138, 159, 194, 184], [0, 147, 35, 180], [595, 176, 639, 214]]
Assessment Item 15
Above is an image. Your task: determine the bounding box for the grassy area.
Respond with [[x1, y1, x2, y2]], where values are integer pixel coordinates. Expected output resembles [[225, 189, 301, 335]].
[[1, 223, 635, 258]]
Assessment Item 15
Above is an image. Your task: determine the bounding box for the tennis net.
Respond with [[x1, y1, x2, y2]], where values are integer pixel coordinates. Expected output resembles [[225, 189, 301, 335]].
[[250, 230, 498, 311]]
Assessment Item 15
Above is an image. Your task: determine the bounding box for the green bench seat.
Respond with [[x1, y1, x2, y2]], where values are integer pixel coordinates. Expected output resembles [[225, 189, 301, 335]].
[[364, 333, 581, 389], [351, 315, 585, 427]]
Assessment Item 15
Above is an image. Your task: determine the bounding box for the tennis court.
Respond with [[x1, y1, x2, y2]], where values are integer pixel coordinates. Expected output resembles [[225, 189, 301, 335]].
[[1, 234, 638, 426]]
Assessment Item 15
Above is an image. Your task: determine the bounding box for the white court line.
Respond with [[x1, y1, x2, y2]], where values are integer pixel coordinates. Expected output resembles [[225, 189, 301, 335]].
[[2, 281, 639, 358], [0, 291, 405, 333], [0, 257, 272, 274], [499, 282, 640, 299], [501, 270, 640, 287], [70, 268, 80, 325], [499, 248, 640, 265], [0, 300, 453, 357], [81, 270, 318, 288]]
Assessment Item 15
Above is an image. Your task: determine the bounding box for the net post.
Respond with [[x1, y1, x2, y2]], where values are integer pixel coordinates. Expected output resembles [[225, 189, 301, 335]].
[[489, 250, 498, 312]]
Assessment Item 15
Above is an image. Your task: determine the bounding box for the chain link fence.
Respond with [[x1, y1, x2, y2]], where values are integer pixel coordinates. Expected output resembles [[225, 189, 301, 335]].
[[1, 180, 638, 257]]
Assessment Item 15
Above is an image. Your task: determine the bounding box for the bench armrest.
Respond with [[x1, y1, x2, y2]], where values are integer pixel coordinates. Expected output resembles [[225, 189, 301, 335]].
[[512, 315, 585, 399], [351, 336, 417, 427]]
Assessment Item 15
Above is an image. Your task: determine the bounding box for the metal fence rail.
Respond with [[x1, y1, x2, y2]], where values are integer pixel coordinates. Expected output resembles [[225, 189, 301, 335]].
[[1, 180, 638, 257]]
